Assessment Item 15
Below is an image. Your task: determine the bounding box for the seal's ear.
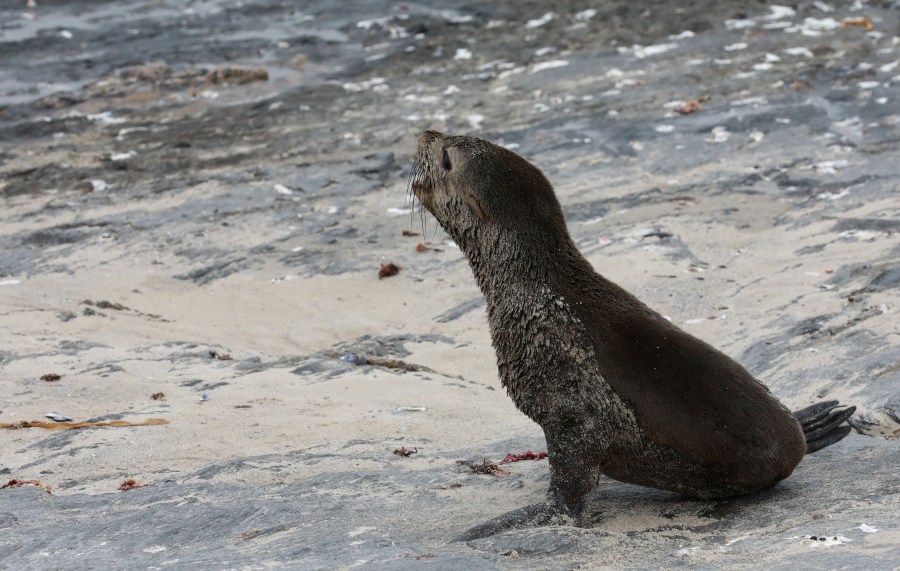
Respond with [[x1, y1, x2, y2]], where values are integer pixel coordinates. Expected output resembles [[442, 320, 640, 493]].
[[465, 193, 488, 222]]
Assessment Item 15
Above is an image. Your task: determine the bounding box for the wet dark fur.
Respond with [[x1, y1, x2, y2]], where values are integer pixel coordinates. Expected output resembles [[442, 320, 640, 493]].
[[410, 130, 855, 538]]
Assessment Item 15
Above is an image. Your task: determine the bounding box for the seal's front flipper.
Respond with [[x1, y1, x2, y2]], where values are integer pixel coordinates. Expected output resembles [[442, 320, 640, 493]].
[[454, 502, 567, 542], [792, 400, 856, 454]]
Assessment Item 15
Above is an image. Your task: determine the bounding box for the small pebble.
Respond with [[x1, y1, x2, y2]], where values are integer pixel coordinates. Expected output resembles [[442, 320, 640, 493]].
[[340, 354, 368, 366]]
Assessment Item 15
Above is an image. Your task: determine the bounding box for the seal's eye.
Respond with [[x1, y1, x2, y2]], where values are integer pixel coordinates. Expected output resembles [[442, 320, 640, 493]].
[[442, 149, 452, 171]]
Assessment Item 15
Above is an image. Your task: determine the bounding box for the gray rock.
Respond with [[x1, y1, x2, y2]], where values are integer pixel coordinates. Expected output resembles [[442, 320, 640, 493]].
[[1, 436, 897, 569]]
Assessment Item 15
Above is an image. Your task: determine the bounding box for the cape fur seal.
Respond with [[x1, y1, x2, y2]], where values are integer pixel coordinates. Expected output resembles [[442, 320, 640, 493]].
[[409, 130, 856, 539]]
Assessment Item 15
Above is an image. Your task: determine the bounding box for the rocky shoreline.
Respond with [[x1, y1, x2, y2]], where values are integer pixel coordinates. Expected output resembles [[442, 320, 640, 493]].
[[2, 1, 898, 568]]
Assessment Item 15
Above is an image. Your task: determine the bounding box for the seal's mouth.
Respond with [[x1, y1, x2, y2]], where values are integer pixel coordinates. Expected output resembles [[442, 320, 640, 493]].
[[406, 156, 436, 235], [408, 158, 433, 203], [408, 130, 445, 209], [410, 178, 432, 199], [406, 154, 434, 234]]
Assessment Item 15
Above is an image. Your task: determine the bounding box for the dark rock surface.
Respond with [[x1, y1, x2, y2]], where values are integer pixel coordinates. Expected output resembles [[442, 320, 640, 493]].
[[1, 435, 898, 569]]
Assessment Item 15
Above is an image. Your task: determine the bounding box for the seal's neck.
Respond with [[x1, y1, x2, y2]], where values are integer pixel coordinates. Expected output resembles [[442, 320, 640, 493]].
[[452, 222, 584, 302]]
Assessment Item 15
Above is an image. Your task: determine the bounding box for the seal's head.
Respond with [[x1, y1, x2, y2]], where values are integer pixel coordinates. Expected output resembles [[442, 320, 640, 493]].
[[410, 130, 569, 258]]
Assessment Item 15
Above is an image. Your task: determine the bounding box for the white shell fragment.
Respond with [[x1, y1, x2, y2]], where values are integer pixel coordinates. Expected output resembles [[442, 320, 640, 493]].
[[706, 126, 731, 143], [274, 184, 293, 195], [525, 12, 554, 29], [784, 47, 814, 57], [859, 524, 879, 533], [531, 60, 569, 73]]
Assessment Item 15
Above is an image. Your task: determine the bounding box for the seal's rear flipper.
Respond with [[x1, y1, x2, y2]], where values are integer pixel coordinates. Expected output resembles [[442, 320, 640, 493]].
[[454, 502, 566, 542], [792, 400, 856, 454], [806, 425, 852, 454]]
